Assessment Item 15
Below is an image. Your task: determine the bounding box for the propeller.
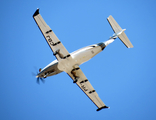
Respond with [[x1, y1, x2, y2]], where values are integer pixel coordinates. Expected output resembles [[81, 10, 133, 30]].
[[32, 67, 45, 84], [36, 76, 45, 84]]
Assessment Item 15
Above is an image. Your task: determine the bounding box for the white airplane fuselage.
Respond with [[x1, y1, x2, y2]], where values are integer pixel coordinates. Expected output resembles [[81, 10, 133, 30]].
[[37, 39, 114, 78], [33, 9, 134, 110]]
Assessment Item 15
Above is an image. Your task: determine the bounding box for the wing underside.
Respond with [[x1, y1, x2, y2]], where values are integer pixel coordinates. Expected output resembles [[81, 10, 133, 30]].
[[67, 66, 109, 111], [33, 9, 108, 111], [33, 9, 72, 61]]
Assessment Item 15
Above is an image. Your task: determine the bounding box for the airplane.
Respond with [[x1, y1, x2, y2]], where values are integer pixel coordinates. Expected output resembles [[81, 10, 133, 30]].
[[33, 9, 133, 111]]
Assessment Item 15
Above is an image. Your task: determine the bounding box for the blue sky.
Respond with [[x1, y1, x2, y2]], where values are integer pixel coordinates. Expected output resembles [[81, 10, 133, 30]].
[[1, 0, 156, 120]]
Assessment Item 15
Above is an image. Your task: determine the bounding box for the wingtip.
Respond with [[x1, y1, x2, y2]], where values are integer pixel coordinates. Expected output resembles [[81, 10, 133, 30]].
[[96, 106, 110, 111], [107, 15, 112, 19], [33, 8, 40, 17]]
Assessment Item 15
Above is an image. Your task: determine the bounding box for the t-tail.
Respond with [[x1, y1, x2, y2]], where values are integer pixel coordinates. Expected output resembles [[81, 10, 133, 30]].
[[107, 15, 133, 48]]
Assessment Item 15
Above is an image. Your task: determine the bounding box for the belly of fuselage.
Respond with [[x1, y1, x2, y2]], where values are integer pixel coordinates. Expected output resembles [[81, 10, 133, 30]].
[[71, 45, 102, 65], [38, 45, 102, 78]]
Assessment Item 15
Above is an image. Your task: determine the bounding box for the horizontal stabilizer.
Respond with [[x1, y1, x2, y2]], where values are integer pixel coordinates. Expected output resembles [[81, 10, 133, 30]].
[[107, 15, 122, 33], [118, 32, 133, 48], [107, 15, 133, 48]]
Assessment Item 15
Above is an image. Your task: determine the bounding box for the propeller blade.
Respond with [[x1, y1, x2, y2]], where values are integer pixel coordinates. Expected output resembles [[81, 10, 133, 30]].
[[36, 77, 40, 84], [36, 77, 45, 84], [40, 78, 45, 83], [32, 72, 37, 76]]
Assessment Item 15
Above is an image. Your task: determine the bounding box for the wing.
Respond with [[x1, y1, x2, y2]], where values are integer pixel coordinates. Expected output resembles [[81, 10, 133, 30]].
[[33, 9, 71, 61], [67, 66, 109, 111]]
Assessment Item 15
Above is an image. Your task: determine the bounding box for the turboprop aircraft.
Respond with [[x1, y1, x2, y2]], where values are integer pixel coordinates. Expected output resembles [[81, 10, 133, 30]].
[[33, 9, 133, 111]]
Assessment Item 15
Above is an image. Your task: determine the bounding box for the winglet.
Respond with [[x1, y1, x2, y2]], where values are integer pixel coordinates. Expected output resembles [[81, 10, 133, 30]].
[[33, 8, 40, 17], [96, 106, 110, 111]]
